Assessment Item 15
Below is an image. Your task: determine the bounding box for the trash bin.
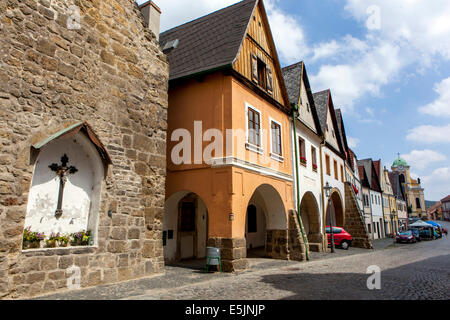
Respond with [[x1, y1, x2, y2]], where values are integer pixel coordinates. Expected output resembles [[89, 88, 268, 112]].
[[204, 247, 222, 272]]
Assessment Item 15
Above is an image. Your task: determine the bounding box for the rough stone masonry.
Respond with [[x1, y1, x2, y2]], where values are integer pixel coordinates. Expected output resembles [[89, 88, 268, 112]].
[[0, 0, 169, 299]]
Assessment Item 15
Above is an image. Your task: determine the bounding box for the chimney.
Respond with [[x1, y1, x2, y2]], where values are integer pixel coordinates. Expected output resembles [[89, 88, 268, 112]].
[[139, 1, 161, 41]]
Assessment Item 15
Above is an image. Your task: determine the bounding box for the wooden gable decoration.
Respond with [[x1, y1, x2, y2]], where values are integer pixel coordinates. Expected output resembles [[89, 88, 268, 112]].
[[233, 0, 289, 108]]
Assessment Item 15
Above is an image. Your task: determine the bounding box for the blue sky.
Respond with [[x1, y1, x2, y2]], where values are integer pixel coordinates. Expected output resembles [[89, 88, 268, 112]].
[[140, 0, 450, 201]]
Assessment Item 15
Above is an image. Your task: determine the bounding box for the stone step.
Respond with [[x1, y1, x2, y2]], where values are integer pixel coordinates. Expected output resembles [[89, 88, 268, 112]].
[[308, 243, 323, 252]]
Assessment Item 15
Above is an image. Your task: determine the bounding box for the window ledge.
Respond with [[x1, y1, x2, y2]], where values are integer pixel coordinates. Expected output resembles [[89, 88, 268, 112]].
[[270, 153, 284, 163], [22, 246, 98, 254], [246, 143, 263, 155], [300, 161, 307, 167]]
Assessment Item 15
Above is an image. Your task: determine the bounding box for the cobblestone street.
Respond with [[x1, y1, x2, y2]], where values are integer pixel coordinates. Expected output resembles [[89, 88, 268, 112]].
[[36, 222, 450, 300]]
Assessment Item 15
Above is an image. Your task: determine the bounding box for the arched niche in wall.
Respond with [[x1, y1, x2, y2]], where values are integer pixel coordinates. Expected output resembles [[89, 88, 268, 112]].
[[24, 122, 111, 247]]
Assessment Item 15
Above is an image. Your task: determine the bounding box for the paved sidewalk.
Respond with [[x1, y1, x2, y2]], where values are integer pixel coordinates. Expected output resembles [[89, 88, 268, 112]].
[[33, 237, 399, 300]]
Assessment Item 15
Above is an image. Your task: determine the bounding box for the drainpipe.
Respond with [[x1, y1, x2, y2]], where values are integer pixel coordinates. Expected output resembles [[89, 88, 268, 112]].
[[369, 190, 375, 247], [291, 104, 309, 261], [319, 140, 326, 250]]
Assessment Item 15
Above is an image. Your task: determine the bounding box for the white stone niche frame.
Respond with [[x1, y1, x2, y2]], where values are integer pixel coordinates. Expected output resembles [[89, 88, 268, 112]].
[[25, 130, 107, 249]]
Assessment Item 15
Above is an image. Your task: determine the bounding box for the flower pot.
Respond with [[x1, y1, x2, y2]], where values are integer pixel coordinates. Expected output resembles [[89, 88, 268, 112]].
[[24, 241, 40, 249], [46, 240, 57, 248], [59, 241, 68, 247]]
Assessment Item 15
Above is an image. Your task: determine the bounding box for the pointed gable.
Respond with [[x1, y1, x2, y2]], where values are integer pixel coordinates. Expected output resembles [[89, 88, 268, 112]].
[[359, 159, 382, 192], [233, 0, 290, 107], [282, 62, 322, 135], [313, 90, 345, 156], [335, 109, 349, 155], [160, 0, 257, 81], [359, 165, 371, 188]]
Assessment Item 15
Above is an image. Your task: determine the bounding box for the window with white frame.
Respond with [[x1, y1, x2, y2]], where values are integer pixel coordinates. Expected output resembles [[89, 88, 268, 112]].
[[246, 104, 262, 154], [270, 119, 283, 160]]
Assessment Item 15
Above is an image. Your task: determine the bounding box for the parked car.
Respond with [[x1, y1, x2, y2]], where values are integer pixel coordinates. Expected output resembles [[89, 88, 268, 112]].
[[396, 231, 416, 243], [326, 226, 352, 250], [408, 228, 421, 242]]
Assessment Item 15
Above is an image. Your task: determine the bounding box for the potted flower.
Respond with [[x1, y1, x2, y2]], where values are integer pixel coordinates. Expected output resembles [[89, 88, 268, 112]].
[[312, 163, 318, 171], [45, 233, 59, 248], [71, 230, 92, 246], [57, 234, 70, 247], [22, 227, 45, 249], [300, 157, 307, 166]]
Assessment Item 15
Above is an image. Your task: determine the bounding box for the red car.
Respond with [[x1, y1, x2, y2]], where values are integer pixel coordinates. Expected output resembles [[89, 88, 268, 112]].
[[326, 226, 352, 250], [396, 231, 416, 243]]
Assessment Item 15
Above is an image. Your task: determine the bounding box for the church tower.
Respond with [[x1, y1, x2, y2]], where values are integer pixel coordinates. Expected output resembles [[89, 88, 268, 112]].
[[391, 155, 426, 219]]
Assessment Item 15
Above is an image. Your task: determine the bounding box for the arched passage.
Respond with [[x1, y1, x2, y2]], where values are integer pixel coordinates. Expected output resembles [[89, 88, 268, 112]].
[[300, 192, 322, 248], [245, 184, 288, 259], [325, 190, 344, 228], [163, 191, 209, 263]]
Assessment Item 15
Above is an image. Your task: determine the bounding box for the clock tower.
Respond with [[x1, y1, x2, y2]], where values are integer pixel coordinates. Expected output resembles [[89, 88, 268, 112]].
[[391, 155, 426, 219]]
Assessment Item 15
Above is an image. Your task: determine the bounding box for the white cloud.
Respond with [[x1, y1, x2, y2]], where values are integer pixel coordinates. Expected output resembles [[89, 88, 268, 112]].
[[347, 136, 359, 149], [309, 0, 450, 111], [419, 77, 450, 117], [401, 150, 447, 171], [406, 124, 450, 144], [344, 0, 450, 59], [264, 0, 310, 64], [422, 167, 450, 200], [310, 39, 404, 111]]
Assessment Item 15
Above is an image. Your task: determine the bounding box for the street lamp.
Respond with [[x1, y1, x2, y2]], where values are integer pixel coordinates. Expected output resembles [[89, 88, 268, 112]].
[[390, 209, 395, 239], [324, 182, 335, 253]]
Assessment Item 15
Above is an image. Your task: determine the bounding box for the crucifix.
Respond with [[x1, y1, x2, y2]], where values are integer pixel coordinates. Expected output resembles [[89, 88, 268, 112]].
[[49, 154, 78, 218]]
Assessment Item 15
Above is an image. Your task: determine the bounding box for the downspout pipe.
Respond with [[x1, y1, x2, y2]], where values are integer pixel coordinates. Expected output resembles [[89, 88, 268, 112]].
[[291, 103, 309, 261], [369, 190, 375, 248]]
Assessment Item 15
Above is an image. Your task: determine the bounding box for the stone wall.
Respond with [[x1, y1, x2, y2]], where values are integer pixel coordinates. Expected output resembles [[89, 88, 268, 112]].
[[265, 230, 288, 260], [207, 237, 248, 272], [0, 0, 168, 299], [343, 183, 373, 249], [287, 210, 307, 261]]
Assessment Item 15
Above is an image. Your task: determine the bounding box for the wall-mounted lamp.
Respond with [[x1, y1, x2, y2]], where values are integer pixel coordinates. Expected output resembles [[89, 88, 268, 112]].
[[229, 213, 234, 221]]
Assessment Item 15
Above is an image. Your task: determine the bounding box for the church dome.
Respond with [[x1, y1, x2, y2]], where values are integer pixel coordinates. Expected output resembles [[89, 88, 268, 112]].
[[393, 157, 409, 168]]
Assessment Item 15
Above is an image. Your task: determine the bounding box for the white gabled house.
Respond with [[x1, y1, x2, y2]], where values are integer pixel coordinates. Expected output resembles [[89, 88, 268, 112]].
[[283, 62, 325, 252], [312, 90, 347, 245]]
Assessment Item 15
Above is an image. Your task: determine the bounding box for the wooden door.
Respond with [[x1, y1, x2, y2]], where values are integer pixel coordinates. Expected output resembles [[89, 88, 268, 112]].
[[178, 199, 197, 260]]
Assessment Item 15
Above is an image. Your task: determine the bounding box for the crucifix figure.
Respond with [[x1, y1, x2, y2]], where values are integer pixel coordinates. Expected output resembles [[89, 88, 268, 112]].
[[49, 154, 78, 218]]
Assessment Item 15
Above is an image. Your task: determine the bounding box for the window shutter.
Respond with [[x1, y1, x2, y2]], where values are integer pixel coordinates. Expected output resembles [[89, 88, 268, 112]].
[[251, 54, 258, 83], [266, 66, 273, 93]]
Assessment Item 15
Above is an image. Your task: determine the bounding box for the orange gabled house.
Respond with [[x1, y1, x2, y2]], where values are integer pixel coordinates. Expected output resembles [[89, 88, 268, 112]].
[[160, 0, 305, 271]]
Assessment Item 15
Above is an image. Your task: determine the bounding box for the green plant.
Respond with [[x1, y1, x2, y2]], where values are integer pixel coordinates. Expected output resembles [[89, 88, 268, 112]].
[[23, 227, 45, 249], [57, 234, 70, 247], [71, 230, 92, 246]]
